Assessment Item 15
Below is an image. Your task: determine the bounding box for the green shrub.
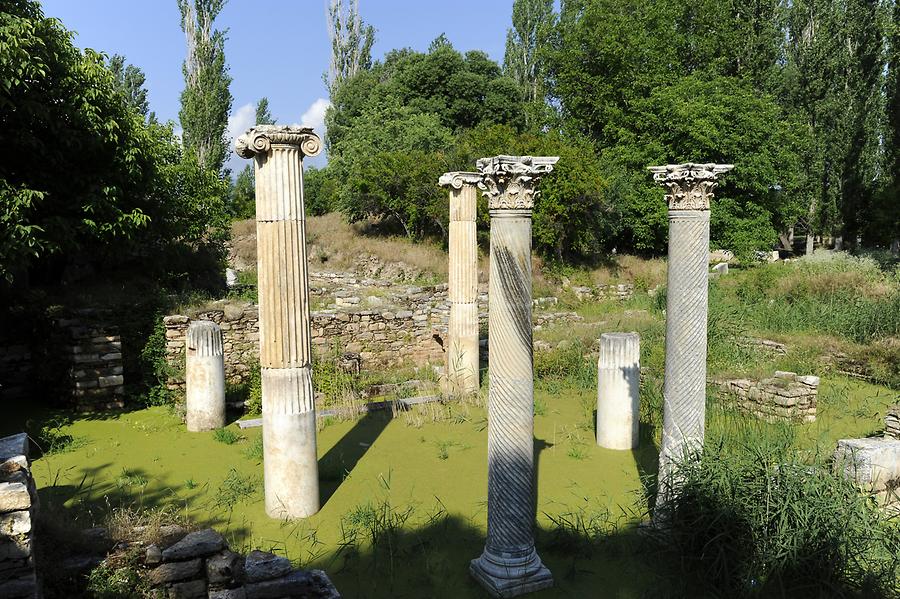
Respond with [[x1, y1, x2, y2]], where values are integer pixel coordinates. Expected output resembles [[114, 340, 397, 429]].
[[650, 424, 900, 598], [140, 316, 176, 407], [534, 340, 595, 390]]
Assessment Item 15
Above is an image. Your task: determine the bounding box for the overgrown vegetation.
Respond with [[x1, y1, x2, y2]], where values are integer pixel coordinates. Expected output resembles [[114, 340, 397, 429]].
[[650, 416, 900, 598]]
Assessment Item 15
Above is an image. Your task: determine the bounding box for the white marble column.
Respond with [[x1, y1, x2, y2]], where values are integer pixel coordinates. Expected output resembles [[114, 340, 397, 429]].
[[471, 155, 558, 598], [235, 125, 323, 519], [596, 332, 640, 450], [185, 320, 226, 432], [648, 162, 733, 508], [439, 171, 481, 397]]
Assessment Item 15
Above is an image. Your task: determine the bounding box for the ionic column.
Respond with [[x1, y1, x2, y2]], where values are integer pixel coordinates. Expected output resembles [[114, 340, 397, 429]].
[[471, 155, 558, 598], [185, 320, 226, 432], [596, 332, 640, 450], [439, 171, 481, 397], [648, 162, 733, 508], [235, 125, 323, 519]]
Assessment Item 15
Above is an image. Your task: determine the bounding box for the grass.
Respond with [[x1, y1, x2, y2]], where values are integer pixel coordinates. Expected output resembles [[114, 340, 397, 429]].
[[21, 254, 900, 597], [213, 427, 242, 445]]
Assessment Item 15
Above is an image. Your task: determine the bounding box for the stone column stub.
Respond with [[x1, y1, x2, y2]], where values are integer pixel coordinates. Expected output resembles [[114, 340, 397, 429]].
[[185, 320, 226, 432], [234, 125, 323, 520], [470, 155, 558, 598], [440, 171, 482, 397], [596, 332, 640, 450], [647, 162, 732, 514]]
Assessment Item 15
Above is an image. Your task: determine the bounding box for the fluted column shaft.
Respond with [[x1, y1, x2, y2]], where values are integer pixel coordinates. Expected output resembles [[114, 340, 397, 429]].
[[649, 162, 733, 509], [235, 126, 323, 519], [471, 155, 557, 598], [441, 172, 481, 396], [596, 332, 640, 450], [185, 320, 226, 432]]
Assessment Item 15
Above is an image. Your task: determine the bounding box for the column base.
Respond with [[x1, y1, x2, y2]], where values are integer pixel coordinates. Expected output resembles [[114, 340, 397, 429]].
[[469, 547, 553, 598]]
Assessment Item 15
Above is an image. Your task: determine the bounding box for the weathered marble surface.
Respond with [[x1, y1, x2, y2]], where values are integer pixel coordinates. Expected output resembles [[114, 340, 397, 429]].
[[471, 155, 557, 598], [440, 171, 482, 396], [596, 332, 640, 450], [235, 125, 322, 519], [185, 320, 226, 432], [649, 162, 732, 508]]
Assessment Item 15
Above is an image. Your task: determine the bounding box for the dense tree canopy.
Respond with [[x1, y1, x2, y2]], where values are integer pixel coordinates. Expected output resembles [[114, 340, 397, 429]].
[[0, 0, 228, 285]]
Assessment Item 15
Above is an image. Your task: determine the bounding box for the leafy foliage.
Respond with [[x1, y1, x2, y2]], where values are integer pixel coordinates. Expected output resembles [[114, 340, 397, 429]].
[[177, 0, 232, 174], [0, 1, 229, 285]]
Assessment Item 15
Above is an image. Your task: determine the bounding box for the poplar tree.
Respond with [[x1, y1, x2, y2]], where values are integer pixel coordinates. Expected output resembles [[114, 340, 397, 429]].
[[503, 0, 554, 126], [108, 54, 150, 118], [325, 0, 375, 97], [178, 0, 232, 174]]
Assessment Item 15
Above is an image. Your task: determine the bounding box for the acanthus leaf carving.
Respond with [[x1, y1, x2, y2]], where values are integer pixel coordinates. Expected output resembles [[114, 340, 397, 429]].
[[647, 162, 734, 211], [476, 155, 559, 211]]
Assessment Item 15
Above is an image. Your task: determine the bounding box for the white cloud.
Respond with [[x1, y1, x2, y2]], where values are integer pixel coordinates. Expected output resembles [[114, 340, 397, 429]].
[[227, 102, 256, 145], [300, 97, 330, 135], [224, 103, 255, 175]]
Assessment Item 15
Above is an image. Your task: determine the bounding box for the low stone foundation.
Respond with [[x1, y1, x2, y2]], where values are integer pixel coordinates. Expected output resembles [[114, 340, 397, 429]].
[[715, 371, 819, 422], [0, 433, 38, 598], [163, 300, 449, 390], [142, 528, 339, 598]]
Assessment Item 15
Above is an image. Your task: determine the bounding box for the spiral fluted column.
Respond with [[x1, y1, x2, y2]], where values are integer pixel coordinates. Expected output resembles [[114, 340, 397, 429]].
[[439, 171, 481, 397], [235, 125, 323, 519], [648, 162, 733, 510], [471, 155, 558, 598]]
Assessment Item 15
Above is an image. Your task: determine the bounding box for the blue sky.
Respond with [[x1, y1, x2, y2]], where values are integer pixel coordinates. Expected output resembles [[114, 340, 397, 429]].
[[39, 0, 515, 170]]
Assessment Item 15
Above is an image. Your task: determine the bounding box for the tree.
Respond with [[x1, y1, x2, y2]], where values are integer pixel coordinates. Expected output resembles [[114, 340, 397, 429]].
[[876, 0, 900, 250], [325, 0, 375, 97], [783, 0, 889, 251], [504, 0, 554, 126], [254, 96, 275, 125], [177, 0, 232, 174], [0, 0, 229, 285], [108, 54, 150, 117], [324, 40, 525, 238]]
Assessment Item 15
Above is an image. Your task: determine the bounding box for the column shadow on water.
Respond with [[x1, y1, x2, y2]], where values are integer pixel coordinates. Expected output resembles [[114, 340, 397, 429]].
[[532, 437, 554, 519], [632, 420, 660, 509], [318, 411, 392, 506]]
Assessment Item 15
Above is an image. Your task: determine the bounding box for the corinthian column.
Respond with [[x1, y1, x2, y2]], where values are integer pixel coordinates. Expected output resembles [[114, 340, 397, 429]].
[[648, 162, 733, 508], [471, 155, 558, 598], [439, 171, 482, 397], [235, 125, 323, 519]]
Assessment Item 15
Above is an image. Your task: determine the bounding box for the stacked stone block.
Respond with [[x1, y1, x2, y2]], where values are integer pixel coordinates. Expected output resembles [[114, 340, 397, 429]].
[[142, 528, 339, 598], [716, 371, 818, 422], [884, 406, 900, 439], [569, 283, 634, 302], [0, 433, 39, 598], [57, 316, 124, 411], [0, 345, 31, 401]]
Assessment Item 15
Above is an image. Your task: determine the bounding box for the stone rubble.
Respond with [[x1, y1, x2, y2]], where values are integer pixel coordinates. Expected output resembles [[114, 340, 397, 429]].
[[0, 433, 38, 599], [141, 528, 339, 598], [884, 405, 900, 440]]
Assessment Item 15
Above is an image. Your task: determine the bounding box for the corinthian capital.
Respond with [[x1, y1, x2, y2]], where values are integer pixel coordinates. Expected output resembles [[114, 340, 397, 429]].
[[476, 155, 559, 211], [647, 162, 734, 211], [438, 171, 482, 189], [234, 125, 323, 159]]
